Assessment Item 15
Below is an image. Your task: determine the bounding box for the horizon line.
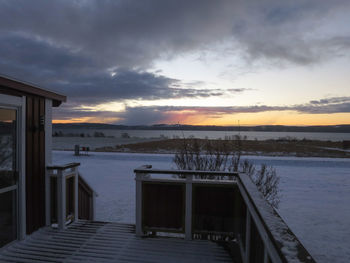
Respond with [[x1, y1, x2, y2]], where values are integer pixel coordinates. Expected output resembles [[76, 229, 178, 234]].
[[52, 122, 350, 127]]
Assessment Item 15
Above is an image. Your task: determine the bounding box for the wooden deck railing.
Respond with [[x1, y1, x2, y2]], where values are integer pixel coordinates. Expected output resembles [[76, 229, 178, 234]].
[[47, 163, 97, 230], [78, 174, 97, 220], [134, 166, 316, 263]]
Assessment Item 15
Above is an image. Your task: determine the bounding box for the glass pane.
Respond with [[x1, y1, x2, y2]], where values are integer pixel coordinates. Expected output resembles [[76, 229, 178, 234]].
[[0, 108, 16, 189], [0, 190, 17, 247], [0, 107, 17, 248]]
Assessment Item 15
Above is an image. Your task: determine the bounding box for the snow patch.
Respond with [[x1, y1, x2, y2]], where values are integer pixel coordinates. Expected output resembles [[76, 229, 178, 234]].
[[53, 151, 350, 263]]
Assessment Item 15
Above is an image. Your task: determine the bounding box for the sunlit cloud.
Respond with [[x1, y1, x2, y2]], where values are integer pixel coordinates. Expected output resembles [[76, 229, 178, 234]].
[[53, 96, 350, 126]]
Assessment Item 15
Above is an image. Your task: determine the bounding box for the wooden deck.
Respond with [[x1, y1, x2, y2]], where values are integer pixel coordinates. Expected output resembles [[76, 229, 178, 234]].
[[0, 221, 232, 263]]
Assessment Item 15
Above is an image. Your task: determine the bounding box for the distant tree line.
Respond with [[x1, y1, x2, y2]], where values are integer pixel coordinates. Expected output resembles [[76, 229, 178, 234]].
[[52, 131, 114, 138]]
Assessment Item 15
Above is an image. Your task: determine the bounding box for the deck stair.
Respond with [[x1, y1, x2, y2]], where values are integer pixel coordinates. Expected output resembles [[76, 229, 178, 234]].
[[0, 220, 232, 263]]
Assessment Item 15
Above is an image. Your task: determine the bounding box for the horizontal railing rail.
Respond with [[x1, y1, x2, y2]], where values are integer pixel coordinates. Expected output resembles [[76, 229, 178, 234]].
[[134, 166, 238, 177], [47, 162, 81, 171], [134, 165, 315, 263]]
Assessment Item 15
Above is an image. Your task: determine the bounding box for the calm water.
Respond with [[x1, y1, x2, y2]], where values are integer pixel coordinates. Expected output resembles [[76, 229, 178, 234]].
[[54, 128, 350, 141]]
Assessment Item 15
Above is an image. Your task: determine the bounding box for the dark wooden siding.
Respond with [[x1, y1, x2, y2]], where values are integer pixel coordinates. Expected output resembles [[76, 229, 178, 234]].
[[236, 190, 247, 248], [192, 184, 236, 233], [26, 96, 46, 234], [249, 219, 265, 263], [142, 182, 185, 231], [66, 176, 75, 218]]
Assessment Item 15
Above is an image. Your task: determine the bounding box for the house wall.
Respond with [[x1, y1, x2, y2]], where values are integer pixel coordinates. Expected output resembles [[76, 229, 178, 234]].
[[45, 99, 52, 226], [0, 78, 64, 237], [25, 96, 46, 234]]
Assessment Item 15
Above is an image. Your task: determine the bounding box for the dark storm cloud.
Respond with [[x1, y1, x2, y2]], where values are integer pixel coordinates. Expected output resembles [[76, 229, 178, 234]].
[[54, 69, 230, 104], [0, 0, 236, 70], [294, 97, 350, 114], [0, 33, 94, 83], [0, 0, 349, 118], [53, 107, 118, 121], [0, 31, 244, 104], [309, 97, 350, 105], [1, 0, 349, 68]]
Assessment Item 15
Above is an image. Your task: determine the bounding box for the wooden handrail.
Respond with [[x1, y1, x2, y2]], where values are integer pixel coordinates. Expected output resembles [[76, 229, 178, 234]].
[[237, 173, 316, 263], [47, 163, 80, 170], [134, 166, 238, 177]]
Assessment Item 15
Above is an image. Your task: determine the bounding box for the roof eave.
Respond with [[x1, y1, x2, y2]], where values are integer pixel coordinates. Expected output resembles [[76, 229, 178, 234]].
[[0, 75, 66, 106]]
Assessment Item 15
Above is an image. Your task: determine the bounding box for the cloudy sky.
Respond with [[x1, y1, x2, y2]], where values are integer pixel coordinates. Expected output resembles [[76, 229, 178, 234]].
[[1, 0, 350, 126]]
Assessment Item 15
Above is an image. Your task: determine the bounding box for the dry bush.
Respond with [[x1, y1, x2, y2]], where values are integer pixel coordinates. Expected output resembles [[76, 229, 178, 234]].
[[173, 136, 280, 208]]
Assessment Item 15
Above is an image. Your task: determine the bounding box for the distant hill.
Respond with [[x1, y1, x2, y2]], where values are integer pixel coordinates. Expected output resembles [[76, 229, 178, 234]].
[[53, 123, 350, 133]]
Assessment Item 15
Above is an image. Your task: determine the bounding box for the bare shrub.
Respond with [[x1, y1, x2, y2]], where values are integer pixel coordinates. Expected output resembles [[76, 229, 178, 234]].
[[249, 164, 280, 208], [173, 136, 280, 208]]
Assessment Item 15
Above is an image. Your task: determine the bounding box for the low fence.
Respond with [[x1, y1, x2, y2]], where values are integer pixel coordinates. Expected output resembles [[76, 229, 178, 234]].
[[47, 163, 97, 229], [78, 174, 96, 220], [134, 166, 315, 263]]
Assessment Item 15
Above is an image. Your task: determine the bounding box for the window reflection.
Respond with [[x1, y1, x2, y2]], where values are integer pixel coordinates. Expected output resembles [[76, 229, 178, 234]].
[[0, 108, 16, 188], [0, 108, 17, 247]]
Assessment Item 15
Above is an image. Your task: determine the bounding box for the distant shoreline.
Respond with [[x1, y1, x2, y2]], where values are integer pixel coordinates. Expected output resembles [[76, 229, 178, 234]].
[[53, 138, 350, 159], [53, 123, 350, 133]]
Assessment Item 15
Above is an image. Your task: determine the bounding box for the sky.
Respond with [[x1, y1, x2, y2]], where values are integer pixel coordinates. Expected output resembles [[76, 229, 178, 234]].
[[0, 0, 350, 126]]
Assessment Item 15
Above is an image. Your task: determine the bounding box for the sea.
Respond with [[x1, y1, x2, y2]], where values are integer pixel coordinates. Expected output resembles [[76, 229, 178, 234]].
[[53, 128, 350, 141]]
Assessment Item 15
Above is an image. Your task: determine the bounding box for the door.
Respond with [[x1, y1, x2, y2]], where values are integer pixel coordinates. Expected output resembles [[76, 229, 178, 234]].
[[0, 108, 18, 248]]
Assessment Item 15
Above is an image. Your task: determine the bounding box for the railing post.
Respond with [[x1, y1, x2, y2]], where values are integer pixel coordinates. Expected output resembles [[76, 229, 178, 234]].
[[57, 169, 66, 230], [245, 209, 251, 263], [74, 167, 79, 222], [185, 174, 193, 240], [135, 172, 143, 237], [47, 163, 82, 229], [45, 170, 51, 226], [92, 192, 96, 221]]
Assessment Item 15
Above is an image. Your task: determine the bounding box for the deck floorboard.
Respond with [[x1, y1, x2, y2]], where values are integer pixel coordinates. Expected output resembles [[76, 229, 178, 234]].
[[0, 221, 232, 263]]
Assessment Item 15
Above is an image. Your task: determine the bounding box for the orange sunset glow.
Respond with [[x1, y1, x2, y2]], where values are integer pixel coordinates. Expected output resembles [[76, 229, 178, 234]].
[[53, 110, 350, 126]]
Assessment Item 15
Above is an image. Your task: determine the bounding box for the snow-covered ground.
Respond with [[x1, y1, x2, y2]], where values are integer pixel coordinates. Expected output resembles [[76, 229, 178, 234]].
[[52, 136, 161, 150], [53, 151, 350, 263]]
